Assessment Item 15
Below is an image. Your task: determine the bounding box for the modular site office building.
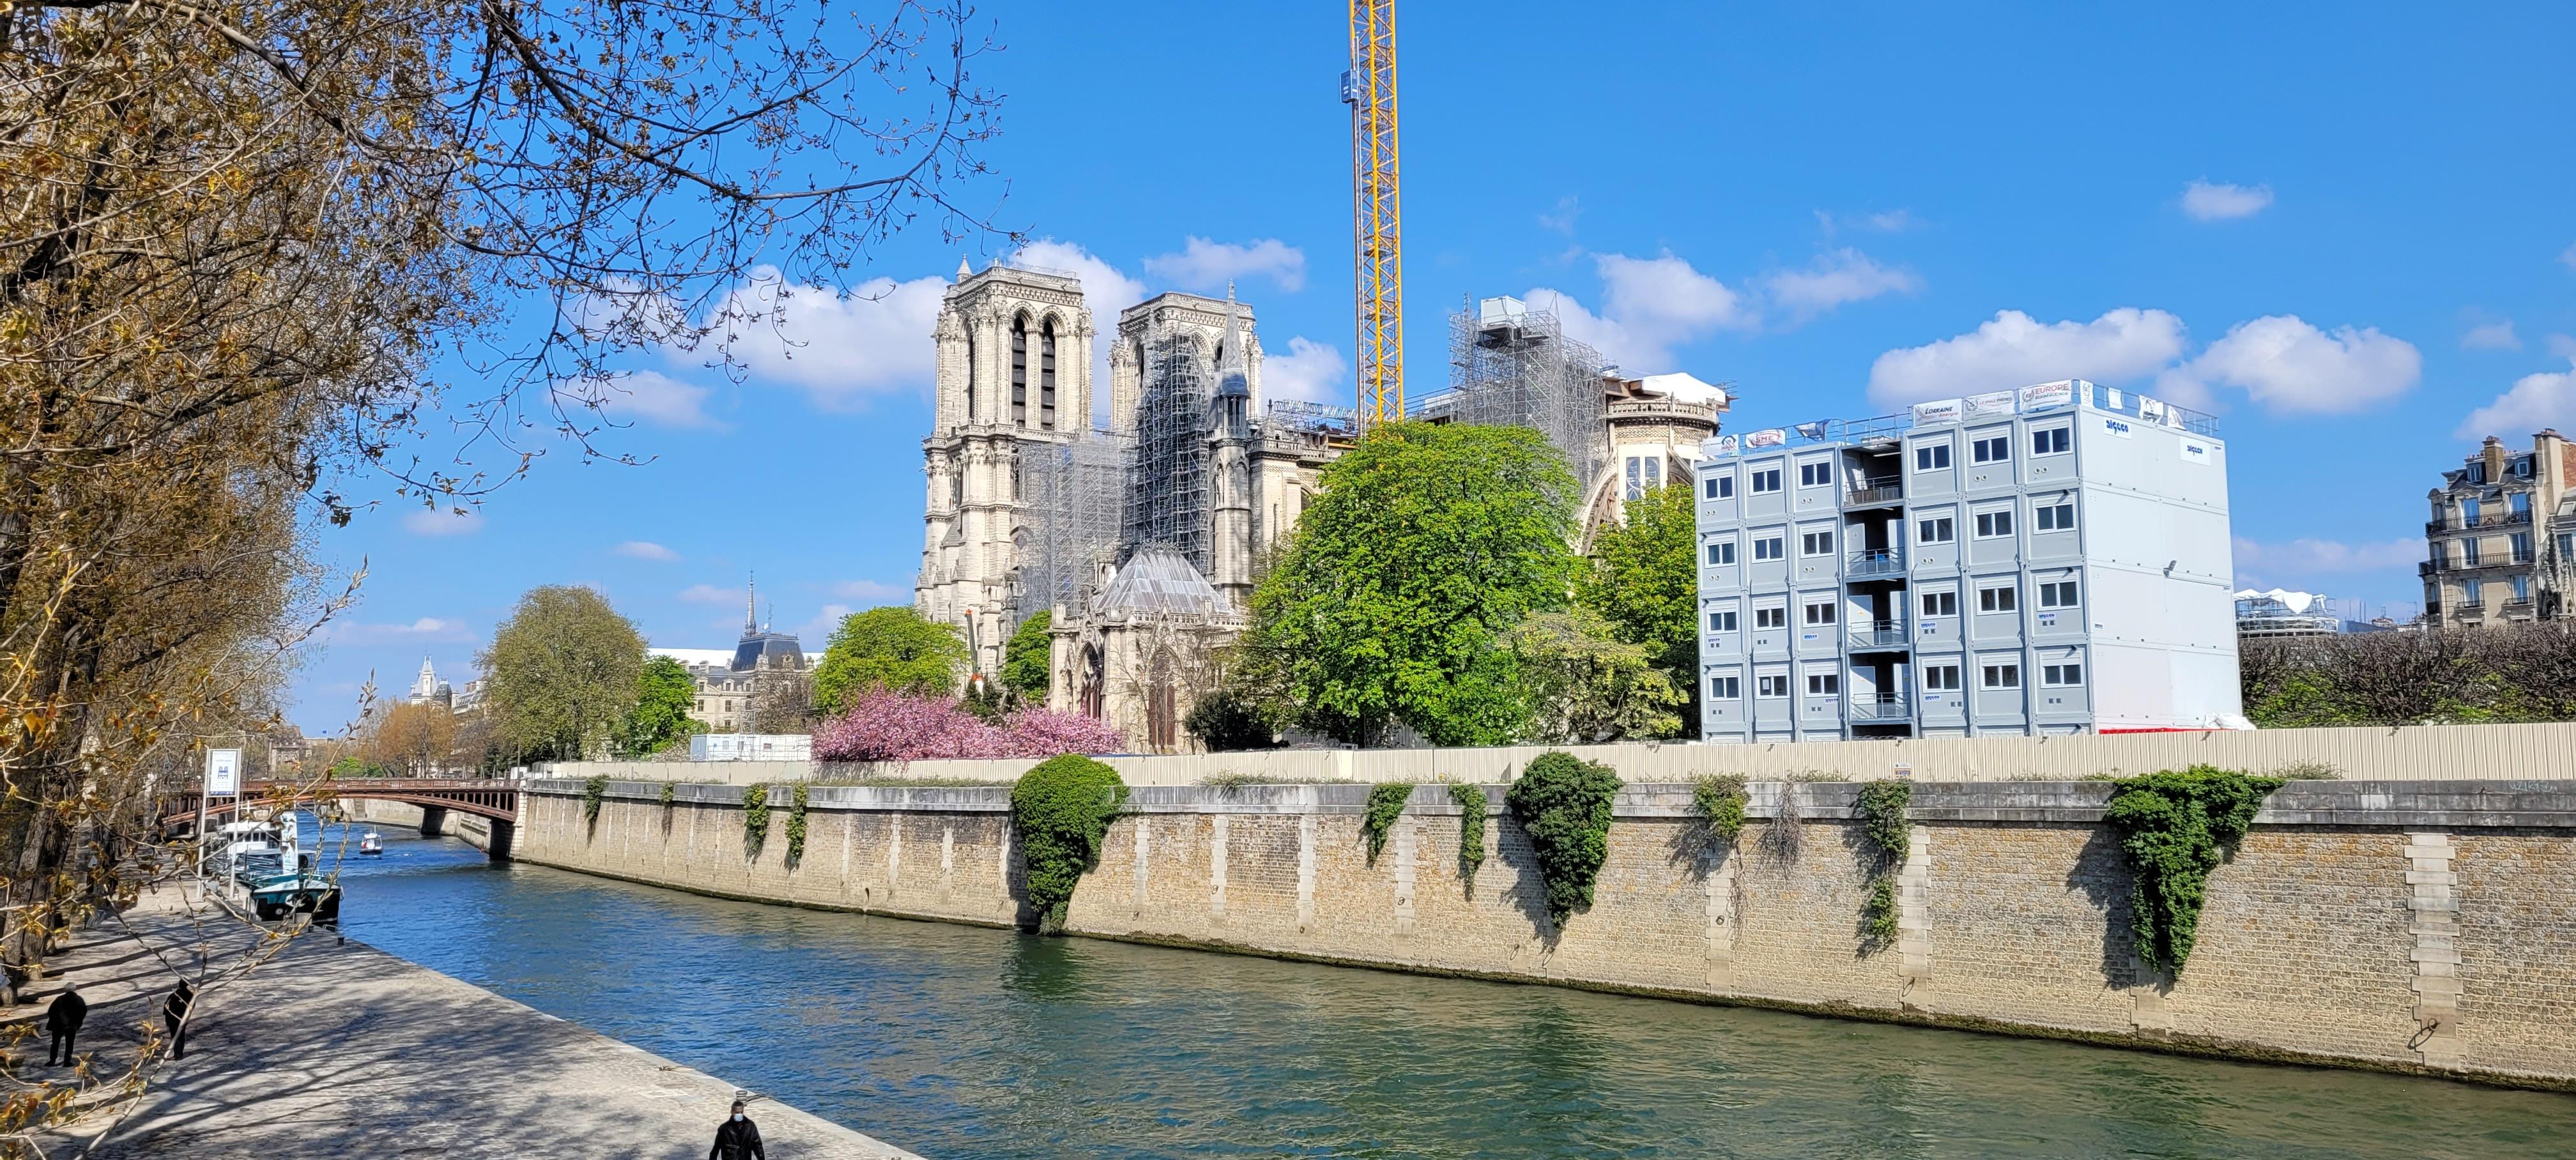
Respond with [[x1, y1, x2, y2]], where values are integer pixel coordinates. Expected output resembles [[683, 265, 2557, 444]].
[[1692, 379, 2242, 742]]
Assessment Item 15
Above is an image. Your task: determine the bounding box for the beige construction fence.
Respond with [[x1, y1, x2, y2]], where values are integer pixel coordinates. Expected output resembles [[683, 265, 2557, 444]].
[[545, 722, 2576, 788]]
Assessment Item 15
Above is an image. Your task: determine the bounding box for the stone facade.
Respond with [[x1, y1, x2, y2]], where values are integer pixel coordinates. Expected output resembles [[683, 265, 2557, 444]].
[[512, 777, 2576, 1089], [2423, 429, 2576, 625]]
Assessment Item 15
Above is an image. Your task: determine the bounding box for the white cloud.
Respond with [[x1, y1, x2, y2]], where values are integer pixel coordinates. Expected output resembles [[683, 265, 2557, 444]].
[[614, 541, 680, 561], [1142, 237, 1307, 293], [2561, 242, 2576, 272], [2462, 322, 2522, 351], [1528, 252, 1754, 372], [702, 268, 948, 410], [1816, 208, 1919, 235], [2181, 179, 2275, 222], [795, 603, 855, 638], [679, 584, 746, 605], [2457, 360, 2576, 439], [600, 370, 724, 429], [322, 616, 475, 645], [1013, 238, 1147, 321], [831, 579, 910, 602], [1867, 309, 2189, 408], [1260, 337, 1348, 404], [401, 507, 484, 537], [1763, 248, 1922, 317], [2161, 316, 2419, 415], [2232, 536, 2424, 576], [1538, 195, 1581, 235]]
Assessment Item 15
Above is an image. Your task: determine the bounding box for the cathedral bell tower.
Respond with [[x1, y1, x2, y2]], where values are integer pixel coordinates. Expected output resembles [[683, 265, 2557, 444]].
[[916, 261, 1095, 682]]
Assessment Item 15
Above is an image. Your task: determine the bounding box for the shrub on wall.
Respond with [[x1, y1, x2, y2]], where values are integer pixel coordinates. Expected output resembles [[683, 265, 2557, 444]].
[[1362, 782, 1414, 864], [1691, 774, 1747, 844], [1505, 751, 1623, 929], [2102, 766, 2284, 976], [659, 780, 676, 811], [785, 782, 811, 867], [1854, 780, 1913, 950], [1450, 782, 1488, 889], [742, 783, 771, 860], [1010, 754, 1130, 931], [582, 774, 608, 835]]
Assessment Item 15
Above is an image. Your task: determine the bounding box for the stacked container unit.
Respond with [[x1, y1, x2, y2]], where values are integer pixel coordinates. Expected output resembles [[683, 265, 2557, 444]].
[[1694, 380, 2241, 742]]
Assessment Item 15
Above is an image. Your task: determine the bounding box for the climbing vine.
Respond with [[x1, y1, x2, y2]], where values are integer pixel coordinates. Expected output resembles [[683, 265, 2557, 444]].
[[1854, 780, 1913, 950], [743, 783, 772, 859], [1691, 774, 1747, 844], [1505, 751, 1623, 929], [1361, 782, 1414, 864], [582, 774, 608, 834], [1010, 754, 1130, 931], [785, 782, 811, 866], [1450, 782, 1488, 889], [2101, 766, 2283, 976], [660, 780, 676, 811]]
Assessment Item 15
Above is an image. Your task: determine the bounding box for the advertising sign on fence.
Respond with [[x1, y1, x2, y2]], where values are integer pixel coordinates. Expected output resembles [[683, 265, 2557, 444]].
[[1963, 390, 2018, 420], [1744, 428, 1787, 448], [1911, 398, 1961, 425], [206, 748, 240, 795], [2020, 379, 2076, 410]]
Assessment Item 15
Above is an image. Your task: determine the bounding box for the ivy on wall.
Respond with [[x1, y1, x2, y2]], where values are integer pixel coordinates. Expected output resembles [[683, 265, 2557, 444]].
[[582, 774, 608, 834], [1854, 780, 1913, 950], [1362, 782, 1414, 864], [1691, 774, 1747, 844], [660, 780, 676, 811], [1010, 754, 1130, 931], [1450, 782, 1488, 889], [785, 782, 811, 866], [1506, 751, 1623, 929], [743, 783, 771, 860], [2101, 766, 2283, 976]]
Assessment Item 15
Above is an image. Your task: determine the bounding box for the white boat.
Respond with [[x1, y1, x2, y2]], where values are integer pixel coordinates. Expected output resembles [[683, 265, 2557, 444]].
[[358, 832, 383, 856]]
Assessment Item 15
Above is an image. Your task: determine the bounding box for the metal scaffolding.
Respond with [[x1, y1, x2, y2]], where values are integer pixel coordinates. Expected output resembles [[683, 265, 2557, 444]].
[[1444, 296, 1610, 489], [1123, 334, 1213, 574], [1016, 434, 1129, 621]]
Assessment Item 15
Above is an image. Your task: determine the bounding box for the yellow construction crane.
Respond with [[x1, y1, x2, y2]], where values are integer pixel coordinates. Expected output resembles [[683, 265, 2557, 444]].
[[1344, 0, 1403, 429]]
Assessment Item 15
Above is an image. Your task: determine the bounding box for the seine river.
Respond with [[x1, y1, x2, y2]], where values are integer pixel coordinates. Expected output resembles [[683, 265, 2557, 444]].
[[328, 827, 2573, 1158]]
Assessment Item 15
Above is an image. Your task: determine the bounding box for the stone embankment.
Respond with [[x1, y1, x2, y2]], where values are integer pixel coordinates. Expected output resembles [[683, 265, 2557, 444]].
[[516, 775, 2576, 1091], [29, 885, 916, 1158]]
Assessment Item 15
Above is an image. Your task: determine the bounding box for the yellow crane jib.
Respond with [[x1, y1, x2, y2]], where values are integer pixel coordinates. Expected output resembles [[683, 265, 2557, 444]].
[[1344, 0, 1404, 430]]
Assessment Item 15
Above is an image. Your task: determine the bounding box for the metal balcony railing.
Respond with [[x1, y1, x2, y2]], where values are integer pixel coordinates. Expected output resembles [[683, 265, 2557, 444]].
[[1848, 621, 1909, 650], [2429, 510, 2533, 533], [1848, 692, 1910, 721], [1847, 475, 1904, 507], [1846, 549, 1905, 579]]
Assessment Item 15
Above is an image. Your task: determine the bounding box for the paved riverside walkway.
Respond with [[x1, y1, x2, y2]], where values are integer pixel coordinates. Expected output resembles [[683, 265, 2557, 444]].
[[22, 883, 917, 1158]]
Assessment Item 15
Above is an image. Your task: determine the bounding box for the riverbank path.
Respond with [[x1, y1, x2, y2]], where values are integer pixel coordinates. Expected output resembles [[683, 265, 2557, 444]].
[[24, 883, 919, 1158]]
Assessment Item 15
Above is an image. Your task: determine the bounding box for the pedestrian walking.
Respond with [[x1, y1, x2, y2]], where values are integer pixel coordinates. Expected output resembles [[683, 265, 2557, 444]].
[[163, 979, 195, 1060], [44, 986, 86, 1067], [709, 1099, 765, 1160]]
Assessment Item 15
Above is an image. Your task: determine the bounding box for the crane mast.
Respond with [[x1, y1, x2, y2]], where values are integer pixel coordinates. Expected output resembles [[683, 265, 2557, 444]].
[[1344, 0, 1403, 429]]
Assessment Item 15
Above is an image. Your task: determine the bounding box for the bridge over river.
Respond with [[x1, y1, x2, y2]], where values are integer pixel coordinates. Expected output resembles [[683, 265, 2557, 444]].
[[166, 778, 524, 858]]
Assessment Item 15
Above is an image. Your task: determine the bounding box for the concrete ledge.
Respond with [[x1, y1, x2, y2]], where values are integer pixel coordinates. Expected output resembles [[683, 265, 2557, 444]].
[[530, 777, 2576, 830]]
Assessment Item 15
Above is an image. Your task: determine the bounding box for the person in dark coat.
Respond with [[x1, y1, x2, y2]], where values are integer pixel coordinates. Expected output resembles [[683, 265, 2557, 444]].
[[709, 1099, 765, 1160], [163, 979, 195, 1060], [44, 986, 86, 1067]]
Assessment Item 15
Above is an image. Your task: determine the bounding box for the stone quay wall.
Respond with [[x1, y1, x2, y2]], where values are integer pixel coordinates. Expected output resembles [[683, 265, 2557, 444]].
[[509, 777, 2576, 1090]]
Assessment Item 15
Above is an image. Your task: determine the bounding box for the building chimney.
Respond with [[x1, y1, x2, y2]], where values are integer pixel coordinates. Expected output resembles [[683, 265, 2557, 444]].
[[2482, 436, 2506, 484]]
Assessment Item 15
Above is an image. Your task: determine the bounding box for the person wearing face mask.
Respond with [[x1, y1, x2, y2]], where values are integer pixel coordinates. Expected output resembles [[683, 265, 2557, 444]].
[[709, 1099, 765, 1160]]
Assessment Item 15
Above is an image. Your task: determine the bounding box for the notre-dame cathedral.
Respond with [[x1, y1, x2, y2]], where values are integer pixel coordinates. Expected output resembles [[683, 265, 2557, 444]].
[[916, 259, 1729, 752]]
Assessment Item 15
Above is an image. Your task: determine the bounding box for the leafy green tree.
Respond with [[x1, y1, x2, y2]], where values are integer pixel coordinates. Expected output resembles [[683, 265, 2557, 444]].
[[620, 655, 707, 756], [1505, 609, 1683, 742], [1184, 689, 1277, 751], [1000, 609, 1053, 701], [479, 585, 648, 762], [811, 606, 969, 712], [1577, 482, 1699, 735], [1239, 422, 1578, 747]]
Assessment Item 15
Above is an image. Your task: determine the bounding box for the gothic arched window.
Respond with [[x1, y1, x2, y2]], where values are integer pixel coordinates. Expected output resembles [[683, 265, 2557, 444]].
[[963, 332, 977, 422], [1010, 315, 1030, 426], [1039, 318, 1059, 430]]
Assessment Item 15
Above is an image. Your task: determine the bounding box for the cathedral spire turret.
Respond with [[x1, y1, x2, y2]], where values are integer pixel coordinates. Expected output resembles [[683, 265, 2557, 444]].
[[744, 573, 758, 638]]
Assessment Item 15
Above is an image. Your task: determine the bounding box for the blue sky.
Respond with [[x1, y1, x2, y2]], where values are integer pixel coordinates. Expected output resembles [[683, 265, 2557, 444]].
[[293, 2, 2576, 733]]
